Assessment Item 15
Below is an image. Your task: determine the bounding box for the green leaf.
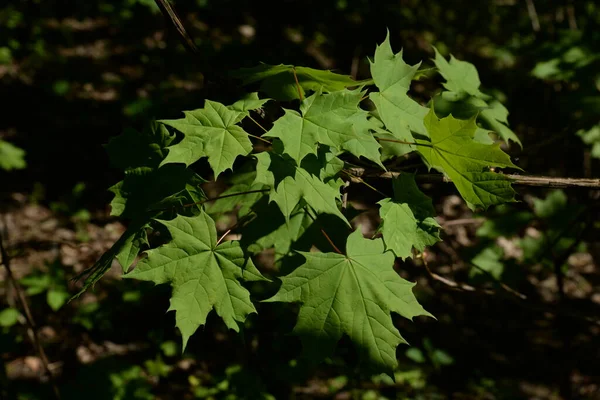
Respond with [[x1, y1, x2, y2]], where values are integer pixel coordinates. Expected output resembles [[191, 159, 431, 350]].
[[72, 219, 149, 298], [266, 229, 432, 374], [378, 201, 420, 259], [231, 63, 370, 101], [228, 92, 270, 116], [369, 33, 429, 138], [0, 139, 26, 170], [47, 288, 70, 311], [417, 108, 520, 210], [265, 90, 383, 167], [577, 124, 600, 159], [253, 151, 348, 225], [0, 308, 20, 327], [242, 201, 313, 262], [432, 47, 483, 97], [127, 212, 268, 349], [104, 122, 174, 171], [115, 226, 148, 271], [432, 50, 522, 147], [160, 100, 253, 177], [469, 246, 505, 280], [378, 174, 441, 259]]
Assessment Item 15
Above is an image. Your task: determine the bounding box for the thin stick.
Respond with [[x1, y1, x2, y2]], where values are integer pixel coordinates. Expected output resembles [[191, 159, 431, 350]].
[[0, 217, 61, 399], [525, 0, 541, 32], [154, 0, 199, 54], [292, 67, 304, 101], [248, 115, 269, 134], [346, 166, 600, 189], [342, 170, 389, 197], [247, 132, 272, 145]]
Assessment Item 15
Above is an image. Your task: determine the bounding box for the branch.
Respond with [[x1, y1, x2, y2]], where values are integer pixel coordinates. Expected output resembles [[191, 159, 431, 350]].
[[0, 217, 60, 399], [154, 0, 199, 54], [346, 166, 600, 189]]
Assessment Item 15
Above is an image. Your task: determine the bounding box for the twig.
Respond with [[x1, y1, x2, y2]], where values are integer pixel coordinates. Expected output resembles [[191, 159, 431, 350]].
[[0, 217, 60, 399], [419, 251, 600, 325], [346, 166, 600, 189], [525, 0, 541, 32], [154, 0, 199, 54], [342, 169, 389, 197], [566, 0, 578, 30]]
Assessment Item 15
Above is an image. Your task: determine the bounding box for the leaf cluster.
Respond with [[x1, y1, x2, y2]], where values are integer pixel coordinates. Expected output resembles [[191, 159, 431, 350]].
[[81, 33, 522, 374]]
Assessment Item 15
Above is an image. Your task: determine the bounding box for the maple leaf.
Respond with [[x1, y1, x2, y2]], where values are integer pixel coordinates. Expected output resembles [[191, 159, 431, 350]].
[[127, 212, 268, 349], [266, 229, 432, 374], [104, 122, 174, 171], [231, 63, 371, 101], [432, 47, 483, 97], [0, 139, 26, 170], [432, 49, 522, 147], [242, 201, 314, 262], [417, 108, 521, 210], [369, 33, 429, 139], [227, 92, 270, 116], [378, 173, 441, 259], [253, 151, 349, 225], [265, 90, 383, 167], [160, 100, 253, 178]]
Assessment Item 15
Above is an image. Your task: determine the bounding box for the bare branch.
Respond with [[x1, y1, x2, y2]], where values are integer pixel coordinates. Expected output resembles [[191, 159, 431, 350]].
[[346, 165, 600, 189]]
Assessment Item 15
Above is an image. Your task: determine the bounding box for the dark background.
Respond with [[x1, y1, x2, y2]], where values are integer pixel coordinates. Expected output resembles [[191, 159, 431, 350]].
[[1, 1, 599, 399]]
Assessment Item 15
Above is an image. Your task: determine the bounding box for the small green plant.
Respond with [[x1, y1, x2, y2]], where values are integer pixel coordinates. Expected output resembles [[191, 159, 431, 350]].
[[80, 33, 521, 375]]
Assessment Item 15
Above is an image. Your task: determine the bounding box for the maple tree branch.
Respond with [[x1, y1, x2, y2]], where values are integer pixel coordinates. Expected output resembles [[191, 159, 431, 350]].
[[154, 0, 199, 54], [0, 217, 60, 399], [346, 165, 600, 189]]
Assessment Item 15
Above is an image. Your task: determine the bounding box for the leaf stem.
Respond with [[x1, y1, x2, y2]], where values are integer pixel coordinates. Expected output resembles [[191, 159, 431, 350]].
[[305, 207, 343, 254], [342, 170, 389, 198], [181, 189, 270, 209], [248, 115, 269, 134], [246, 132, 272, 145], [292, 66, 304, 101]]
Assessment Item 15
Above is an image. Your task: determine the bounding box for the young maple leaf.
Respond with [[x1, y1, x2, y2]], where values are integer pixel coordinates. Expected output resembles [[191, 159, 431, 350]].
[[417, 108, 522, 210], [266, 229, 432, 375], [378, 173, 441, 259], [369, 33, 429, 140], [432, 48, 522, 147], [253, 151, 349, 226], [126, 212, 268, 349], [265, 89, 383, 167], [159, 100, 253, 178]]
